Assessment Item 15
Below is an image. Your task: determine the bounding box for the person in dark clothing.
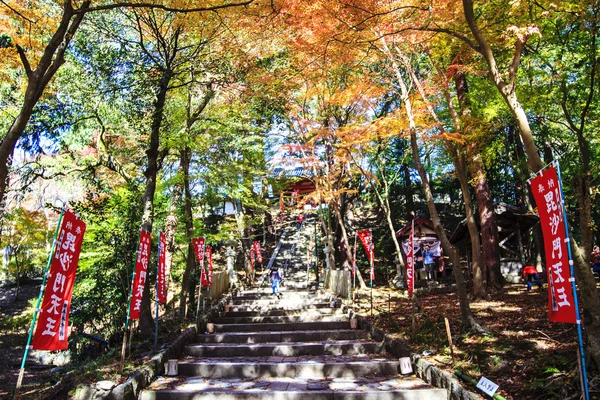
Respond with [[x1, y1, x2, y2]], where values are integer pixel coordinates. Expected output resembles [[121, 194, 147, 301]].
[[269, 265, 283, 297]]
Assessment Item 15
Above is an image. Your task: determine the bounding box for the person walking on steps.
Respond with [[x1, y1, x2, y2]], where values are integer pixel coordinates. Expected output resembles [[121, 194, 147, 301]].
[[591, 245, 600, 280], [297, 213, 305, 232], [269, 264, 283, 298], [423, 245, 435, 281], [522, 265, 543, 291]]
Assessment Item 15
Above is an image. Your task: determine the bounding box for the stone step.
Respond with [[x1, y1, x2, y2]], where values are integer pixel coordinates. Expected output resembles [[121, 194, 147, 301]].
[[212, 314, 347, 324], [228, 303, 332, 312], [230, 298, 331, 306], [184, 340, 384, 357], [223, 308, 340, 318], [142, 377, 447, 400], [177, 356, 400, 378], [232, 292, 323, 301], [213, 321, 351, 333], [193, 329, 369, 344]]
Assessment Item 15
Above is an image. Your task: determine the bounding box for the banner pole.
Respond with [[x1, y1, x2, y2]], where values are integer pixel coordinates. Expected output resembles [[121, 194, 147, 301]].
[[352, 232, 357, 308], [370, 229, 373, 318], [195, 277, 201, 328], [120, 229, 142, 374], [410, 218, 415, 338], [555, 161, 590, 400], [13, 206, 65, 400], [154, 230, 161, 354]]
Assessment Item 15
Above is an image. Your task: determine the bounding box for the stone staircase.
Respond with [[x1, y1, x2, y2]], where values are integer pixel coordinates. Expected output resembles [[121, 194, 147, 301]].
[[141, 218, 446, 399]]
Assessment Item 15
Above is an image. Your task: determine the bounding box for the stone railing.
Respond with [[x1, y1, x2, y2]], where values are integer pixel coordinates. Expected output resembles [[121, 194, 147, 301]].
[[210, 271, 230, 299]]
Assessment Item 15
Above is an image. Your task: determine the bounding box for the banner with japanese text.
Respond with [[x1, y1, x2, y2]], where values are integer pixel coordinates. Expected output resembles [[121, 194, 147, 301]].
[[407, 221, 414, 297], [253, 241, 262, 264], [129, 230, 151, 320], [530, 166, 576, 323], [32, 211, 86, 350], [157, 231, 167, 303], [206, 246, 213, 286], [192, 237, 205, 267], [192, 237, 208, 287], [357, 229, 375, 280]]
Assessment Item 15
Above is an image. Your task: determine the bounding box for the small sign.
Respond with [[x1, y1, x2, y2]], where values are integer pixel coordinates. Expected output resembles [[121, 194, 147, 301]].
[[476, 376, 499, 397]]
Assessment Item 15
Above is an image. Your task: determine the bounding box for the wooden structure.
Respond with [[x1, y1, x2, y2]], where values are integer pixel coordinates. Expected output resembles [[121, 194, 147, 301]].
[[396, 218, 451, 281], [449, 202, 539, 282]]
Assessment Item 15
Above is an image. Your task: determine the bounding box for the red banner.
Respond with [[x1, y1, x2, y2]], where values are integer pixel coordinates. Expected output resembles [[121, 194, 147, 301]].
[[32, 211, 86, 350], [129, 230, 151, 320], [250, 248, 255, 268], [253, 241, 262, 263], [407, 221, 414, 297], [530, 166, 576, 323], [193, 238, 208, 287], [157, 231, 167, 303], [358, 229, 375, 280], [206, 246, 213, 286], [192, 237, 205, 267]]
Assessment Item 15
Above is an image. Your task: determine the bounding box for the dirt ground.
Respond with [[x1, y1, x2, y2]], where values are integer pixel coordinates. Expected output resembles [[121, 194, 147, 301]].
[[0, 281, 60, 399], [352, 281, 600, 399]]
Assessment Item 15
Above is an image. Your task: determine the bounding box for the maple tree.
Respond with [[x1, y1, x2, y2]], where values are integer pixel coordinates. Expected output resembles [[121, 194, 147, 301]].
[[0, 0, 259, 217]]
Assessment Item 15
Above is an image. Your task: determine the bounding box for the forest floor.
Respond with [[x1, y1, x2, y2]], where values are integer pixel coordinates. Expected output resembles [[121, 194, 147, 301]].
[[0, 279, 185, 400], [352, 280, 600, 400], [2, 279, 600, 399]]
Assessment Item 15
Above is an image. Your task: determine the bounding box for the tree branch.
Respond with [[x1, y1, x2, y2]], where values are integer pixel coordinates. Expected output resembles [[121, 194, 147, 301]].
[[76, 0, 255, 14], [15, 44, 32, 79], [0, 0, 35, 23], [508, 37, 526, 93]]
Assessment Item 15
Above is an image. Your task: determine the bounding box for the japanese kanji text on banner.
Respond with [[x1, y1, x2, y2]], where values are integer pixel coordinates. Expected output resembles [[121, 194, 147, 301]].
[[32, 211, 86, 350], [192, 237, 208, 286], [357, 229, 375, 280], [253, 241, 262, 264], [207, 246, 213, 286], [157, 231, 167, 303], [192, 237, 205, 266], [529, 166, 576, 323], [129, 230, 151, 320], [407, 223, 414, 297]]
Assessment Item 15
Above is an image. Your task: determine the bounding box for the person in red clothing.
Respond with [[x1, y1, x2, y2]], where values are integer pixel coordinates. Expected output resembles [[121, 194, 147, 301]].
[[522, 265, 542, 291], [297, 213, 305, 231]]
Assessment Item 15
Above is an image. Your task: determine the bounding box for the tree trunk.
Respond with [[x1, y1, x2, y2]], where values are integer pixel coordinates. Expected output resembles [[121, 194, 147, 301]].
[[385, 43, 482, 331], [461, 0, 600, 364], [332, 201, 367, 289], [138, 68, 172, 335], [452, 149, 485, 297], [570, 239, 600, 368], [0, 1, 90, 209], [163, 167, 184, 307], [179, 148, 195, 320], [409, 131, 482, 331], [453, 70, 503, 290]]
